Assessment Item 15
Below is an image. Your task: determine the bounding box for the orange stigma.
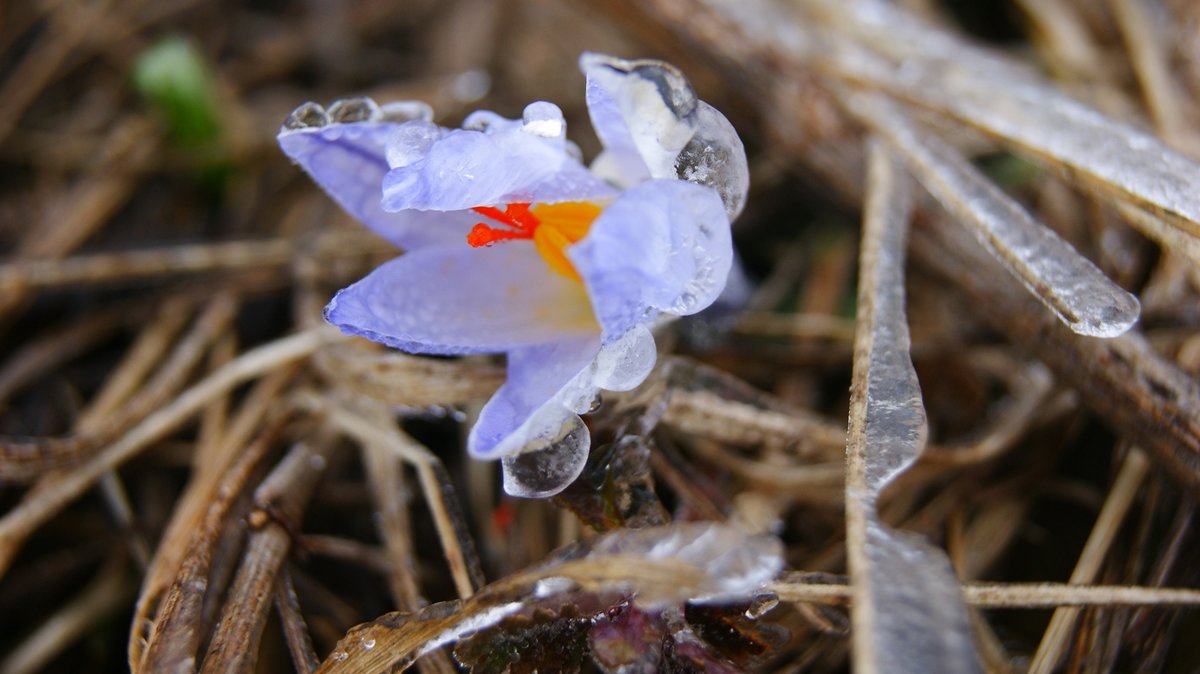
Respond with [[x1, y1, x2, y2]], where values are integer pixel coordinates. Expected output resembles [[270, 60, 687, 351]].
[[467, 201, 603, 279]]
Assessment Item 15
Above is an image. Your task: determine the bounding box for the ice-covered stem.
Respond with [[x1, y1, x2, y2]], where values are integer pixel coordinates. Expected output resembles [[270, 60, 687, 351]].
[[843, 140, 981, 673]]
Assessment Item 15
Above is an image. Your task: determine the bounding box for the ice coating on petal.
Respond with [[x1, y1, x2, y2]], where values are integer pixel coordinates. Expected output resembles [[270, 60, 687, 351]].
[[592, 324, 657, 391], [325, 244, 597, 355], [382, 108, 617, 212], [570, 179, 733, 341], [385, 120, 444, 169], [501, 415, 590, 498], [674, 102, 750, 219], [278, 113, 473, 249], [581, 54, 749, 219], [580, 52, 697, 180], [469, 336, 602, 461]]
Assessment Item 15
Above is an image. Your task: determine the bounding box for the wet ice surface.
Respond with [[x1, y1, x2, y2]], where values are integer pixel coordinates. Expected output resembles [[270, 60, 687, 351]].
[[521, 100, 567, 139], [844, 145, 982, 672], [852, 146, 927, 496], [582, 53, 750, 219], [501, 414, 590, 499], [823, 0, 1200, 244], [584, 522, 784, 607], [846, 90, 1140, 339], [674, 101, 750, 219], [862, 522, 983, 673]]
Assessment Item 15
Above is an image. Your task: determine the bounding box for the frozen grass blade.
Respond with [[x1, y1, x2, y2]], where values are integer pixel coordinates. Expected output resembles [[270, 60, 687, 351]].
[[840, 88, 1140, 338], [844, 141, 980, 673], [806, 0, 1200, 248]]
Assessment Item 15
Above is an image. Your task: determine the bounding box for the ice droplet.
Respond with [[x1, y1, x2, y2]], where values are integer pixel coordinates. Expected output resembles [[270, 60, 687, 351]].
[[521, 101, 567, 139], [327, 96, 382, 123], [361, 638, 375, 650], [673, 102, 750, 219], [501, 415, 590, 498], [283, 102, 329, 129], [379, 100, 433, 123], [744, 592, 780, 619]]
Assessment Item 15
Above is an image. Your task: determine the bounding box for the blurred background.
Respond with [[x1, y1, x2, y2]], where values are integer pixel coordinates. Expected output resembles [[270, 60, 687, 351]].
[[2, 0, 1200, 672]]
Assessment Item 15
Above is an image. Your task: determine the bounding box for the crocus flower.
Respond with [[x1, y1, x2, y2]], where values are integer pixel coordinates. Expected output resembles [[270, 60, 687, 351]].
[[278, 53, 748, 497]]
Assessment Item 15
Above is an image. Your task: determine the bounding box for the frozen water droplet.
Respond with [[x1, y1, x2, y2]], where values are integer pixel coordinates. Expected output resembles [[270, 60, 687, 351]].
[[331, 650, 348, 662], [283, 102, 328, 129], [674, 102, 750, 219], [361, 638, 375, 650], [521, 101, 566, 138], [744, 592, 780, 619], [379, 100, 433, 123], [593, 325, 657, 391], [501, 415, 590, 498], [327, 96, 382, 123]]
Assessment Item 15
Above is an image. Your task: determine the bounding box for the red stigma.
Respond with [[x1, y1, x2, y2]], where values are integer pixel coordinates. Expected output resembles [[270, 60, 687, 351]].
[[467, 203, 539, 247]]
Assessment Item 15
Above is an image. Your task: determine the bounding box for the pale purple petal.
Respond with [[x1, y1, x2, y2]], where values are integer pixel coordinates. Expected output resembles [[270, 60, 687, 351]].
[[382, 111, 617, 212], [278, 120, 475, 249], [581, 54, 750, 219], [569, 179, 732, 341], [582, 59, 650, 186], [325, 243, 597, 355], [579, 52, 696, 180], [469, 336, 602, 459]]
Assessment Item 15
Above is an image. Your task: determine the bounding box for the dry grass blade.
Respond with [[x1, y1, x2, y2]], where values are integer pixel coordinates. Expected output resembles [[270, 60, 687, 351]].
[[133, 424, 283, 672], [131, 365, 297, 664], [0, 327, 344, 576], [1028, 449, 1150, 673], [307, 394, 483, 599], [200, 440, 341, 673], [0, 239, 294, 292], [844, 140, 980, 672], [0, 557, 134, 674], [316, 345, 503, 407], [770, 580, 1200, 608], [275, 567, 321, 674]]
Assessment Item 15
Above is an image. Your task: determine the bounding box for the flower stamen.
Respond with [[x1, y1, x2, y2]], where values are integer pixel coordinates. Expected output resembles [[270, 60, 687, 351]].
[[467, 201, 604, 280]]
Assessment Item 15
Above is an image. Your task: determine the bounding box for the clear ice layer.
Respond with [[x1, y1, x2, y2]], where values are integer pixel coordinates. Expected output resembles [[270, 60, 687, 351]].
[[500, 415, 590, 498]]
